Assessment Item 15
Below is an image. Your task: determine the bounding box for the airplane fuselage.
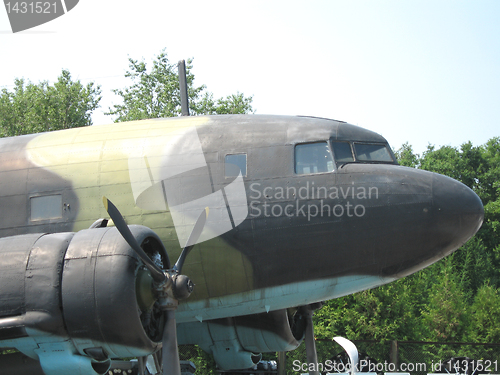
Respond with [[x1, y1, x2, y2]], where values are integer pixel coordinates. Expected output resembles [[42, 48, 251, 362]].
[[0, 115, 484, 373]]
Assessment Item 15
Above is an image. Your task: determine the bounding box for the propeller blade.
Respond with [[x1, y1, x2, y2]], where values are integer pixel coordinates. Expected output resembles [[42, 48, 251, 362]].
[[102, 197, 165, 283], [333, 337, 359, 375], [161, 310, 181, 375], [303, 307, 320, 375], [137, 356, 146, 375], [173, 207, 209, 273]]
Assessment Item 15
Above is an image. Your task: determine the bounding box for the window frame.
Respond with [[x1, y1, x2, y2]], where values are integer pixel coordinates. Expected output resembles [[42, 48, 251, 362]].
[[352, 142, 395, 163], [224, 153, 248, 178], [29, 193, 63, 222], [294, 141, 335, 175], [330, 140, 355, 166]]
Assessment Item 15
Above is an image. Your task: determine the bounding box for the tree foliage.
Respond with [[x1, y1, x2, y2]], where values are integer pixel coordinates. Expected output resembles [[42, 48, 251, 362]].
[[466, 283, 500, 343], [394, 142, 420, 168], [107, 50, 254, 121], [197, 91, 254, 115], [0, 70, 101, 137], [420, 259, 470, 342], [314, 278, 421, 342]]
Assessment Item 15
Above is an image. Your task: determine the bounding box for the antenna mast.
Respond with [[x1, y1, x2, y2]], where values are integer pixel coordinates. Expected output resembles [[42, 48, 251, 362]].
[[178, 60, 190, 116]]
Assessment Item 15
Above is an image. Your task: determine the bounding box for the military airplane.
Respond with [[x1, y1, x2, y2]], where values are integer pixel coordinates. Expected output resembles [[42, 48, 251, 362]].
[[0, 113, 484, 375]]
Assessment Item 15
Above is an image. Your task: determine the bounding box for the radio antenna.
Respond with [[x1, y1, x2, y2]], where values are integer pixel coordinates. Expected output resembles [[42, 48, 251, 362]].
[[178, 60, 190, 116]]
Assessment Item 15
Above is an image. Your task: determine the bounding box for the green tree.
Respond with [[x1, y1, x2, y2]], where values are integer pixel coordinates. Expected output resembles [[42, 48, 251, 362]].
[[420, 259, 470, 342], [466, 283, 500, 343], [314, 274, 426, 342], [107, 50, 254, 122], [419, 142, 485, 192], [478, 138, 500, 256], [0, 70, 101, 137], [197, 91, 254, 115], [394, 142, 420, 168], [479, 137, 500, 203]]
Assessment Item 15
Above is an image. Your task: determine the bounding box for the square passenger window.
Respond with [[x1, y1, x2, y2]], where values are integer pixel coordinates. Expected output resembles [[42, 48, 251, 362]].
[[225, 154, 247, 177], [295, 142, 334, 175], [30, 195, 62, 221]]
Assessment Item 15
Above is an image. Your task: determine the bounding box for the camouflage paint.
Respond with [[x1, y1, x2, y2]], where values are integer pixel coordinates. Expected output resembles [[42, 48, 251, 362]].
[[24, 116, 253, 301], [0, 114, 484, 309]]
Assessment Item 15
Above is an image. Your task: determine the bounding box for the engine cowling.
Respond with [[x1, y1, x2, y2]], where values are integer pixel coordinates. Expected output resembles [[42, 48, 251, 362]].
[[0, 225, 167, 375], [61, 225, 167, 357]]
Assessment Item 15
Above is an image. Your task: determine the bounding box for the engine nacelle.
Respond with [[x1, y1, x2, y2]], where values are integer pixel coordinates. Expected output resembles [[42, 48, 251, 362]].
[[0, 226, 167, 375], [178, 309, 306, 370], [61, 225, 167, 357]]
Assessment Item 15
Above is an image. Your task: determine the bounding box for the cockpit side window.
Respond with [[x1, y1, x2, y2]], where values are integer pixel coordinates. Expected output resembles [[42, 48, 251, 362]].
[[331, 141, 354, 163], [295, 142, 334, 175], [354, 143, 394, 162]]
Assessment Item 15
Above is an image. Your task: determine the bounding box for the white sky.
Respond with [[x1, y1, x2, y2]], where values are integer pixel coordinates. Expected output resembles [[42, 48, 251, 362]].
[[1, 0, 499, 155]]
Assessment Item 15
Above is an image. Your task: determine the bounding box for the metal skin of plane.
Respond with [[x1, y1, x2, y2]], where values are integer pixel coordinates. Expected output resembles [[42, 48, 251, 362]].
[[0, 114, 484, 375]]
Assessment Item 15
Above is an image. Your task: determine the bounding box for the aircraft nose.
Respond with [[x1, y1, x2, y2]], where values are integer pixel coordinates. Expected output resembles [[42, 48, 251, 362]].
[[430, 173, 484, 254]]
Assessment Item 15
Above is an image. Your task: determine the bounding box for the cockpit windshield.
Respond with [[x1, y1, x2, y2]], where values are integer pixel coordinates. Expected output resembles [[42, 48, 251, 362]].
[[330, 140, 394, 167], [331, 141, 354, 163], [295, 140, 395, 174], [353, 143, 394, 162]]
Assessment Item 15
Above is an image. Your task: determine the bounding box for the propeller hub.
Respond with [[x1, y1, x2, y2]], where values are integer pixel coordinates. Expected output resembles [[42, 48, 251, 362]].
[[172, 274, 194, 300]]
